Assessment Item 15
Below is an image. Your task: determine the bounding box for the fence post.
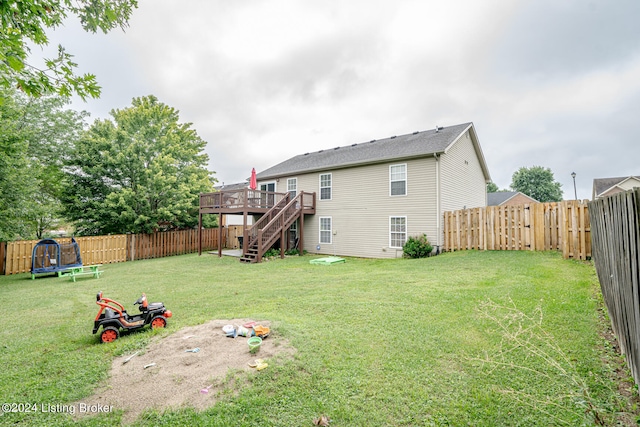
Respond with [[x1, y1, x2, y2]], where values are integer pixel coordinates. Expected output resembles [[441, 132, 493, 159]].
[[0, 241, 5, 275], [129, 234, 136, 261]]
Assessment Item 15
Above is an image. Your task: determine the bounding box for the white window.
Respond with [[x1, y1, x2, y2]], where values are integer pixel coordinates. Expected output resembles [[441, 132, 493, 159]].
[[319, 217, 332, 244], [320, 173, 332, 200], [260, 182, 276, 207], [390, 216, 407, 248], [287, 178, 297, 201], [390, 164, 407, 196]]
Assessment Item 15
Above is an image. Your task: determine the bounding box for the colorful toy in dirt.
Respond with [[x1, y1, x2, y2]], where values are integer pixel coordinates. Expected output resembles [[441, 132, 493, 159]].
[[93, 292, 172, 343]]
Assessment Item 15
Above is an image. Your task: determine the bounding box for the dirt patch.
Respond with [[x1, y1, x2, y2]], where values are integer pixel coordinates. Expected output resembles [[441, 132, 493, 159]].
[[78, 319, 294, 423]]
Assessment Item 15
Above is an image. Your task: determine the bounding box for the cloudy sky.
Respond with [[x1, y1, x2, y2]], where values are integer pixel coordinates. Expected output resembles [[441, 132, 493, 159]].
[[40, 0, 640, 200]]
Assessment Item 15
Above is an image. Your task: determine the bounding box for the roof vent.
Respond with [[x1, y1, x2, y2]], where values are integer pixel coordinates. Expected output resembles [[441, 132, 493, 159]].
[[318, 150, 324, 153], [390, 135, 396, 139], [413, 131, 419, 135], [304, 153, 309, 156], [351, 143, 357, 147], [334, 147, 340, 150], [435, 125, 444, 132], [370, 139, 376, 143]]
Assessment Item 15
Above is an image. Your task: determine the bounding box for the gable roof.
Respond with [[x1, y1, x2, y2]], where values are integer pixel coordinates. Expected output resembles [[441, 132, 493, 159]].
[[256, 122, 490, 181], [487, 191, 538, 206], [592, 176, 640, 198]]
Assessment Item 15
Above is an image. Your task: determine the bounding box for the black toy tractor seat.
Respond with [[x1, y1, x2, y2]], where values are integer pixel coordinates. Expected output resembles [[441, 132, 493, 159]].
[[140, 302, 164, 312], [103, 308, 117, 319]]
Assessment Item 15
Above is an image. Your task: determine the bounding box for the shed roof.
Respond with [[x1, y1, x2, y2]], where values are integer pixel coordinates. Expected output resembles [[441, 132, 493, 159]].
[[256, 122, 490, 181]]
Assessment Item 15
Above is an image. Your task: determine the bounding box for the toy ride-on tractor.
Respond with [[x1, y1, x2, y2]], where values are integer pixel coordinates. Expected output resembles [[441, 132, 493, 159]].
[[93, 292, 172, 343]]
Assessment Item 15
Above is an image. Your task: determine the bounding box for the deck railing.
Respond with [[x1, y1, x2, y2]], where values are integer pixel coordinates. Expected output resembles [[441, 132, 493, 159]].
[[245, 195, 290, 250], [200, 189, 287, 212]]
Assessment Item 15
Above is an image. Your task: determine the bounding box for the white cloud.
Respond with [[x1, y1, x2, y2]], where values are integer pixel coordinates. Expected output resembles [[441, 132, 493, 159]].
[[35, 0, 640, 199]]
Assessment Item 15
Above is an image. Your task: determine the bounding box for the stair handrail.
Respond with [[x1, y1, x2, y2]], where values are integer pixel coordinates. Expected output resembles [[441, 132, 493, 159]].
[[255, 193, 309, 260], [245, 195, 290, 250], [242, 191, 315, 262]]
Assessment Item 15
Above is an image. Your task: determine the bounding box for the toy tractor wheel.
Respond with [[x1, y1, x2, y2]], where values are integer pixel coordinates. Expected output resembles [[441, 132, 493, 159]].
[[100, 326, 119, 343], [151, 316, 167, 329]]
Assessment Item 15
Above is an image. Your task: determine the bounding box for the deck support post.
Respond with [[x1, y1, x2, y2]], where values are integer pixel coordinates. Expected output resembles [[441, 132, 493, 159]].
[[218, 214, 222, 258], [299, 209, 304, 256], [198, 213, 202, 256], [280, 226, 285, 259]]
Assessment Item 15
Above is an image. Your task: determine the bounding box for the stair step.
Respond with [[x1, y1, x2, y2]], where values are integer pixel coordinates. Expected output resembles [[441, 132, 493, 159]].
[[241, 201, 304, 264]]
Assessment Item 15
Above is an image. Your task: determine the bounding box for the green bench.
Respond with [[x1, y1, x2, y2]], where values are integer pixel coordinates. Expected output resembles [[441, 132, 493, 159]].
[[64, 265, 104, 282]]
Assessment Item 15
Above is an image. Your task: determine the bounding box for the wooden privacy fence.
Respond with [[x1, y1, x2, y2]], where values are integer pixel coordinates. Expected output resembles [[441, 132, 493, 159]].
[[443, 200, 591, 260], [1, 227, 233, 275], [128, 228, 220, 261], [589, 189, 640, 388], [3, 235, 127, 276]]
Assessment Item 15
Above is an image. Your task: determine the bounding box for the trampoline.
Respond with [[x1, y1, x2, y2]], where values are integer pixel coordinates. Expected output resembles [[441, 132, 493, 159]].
[[31, 238, 83, 279]]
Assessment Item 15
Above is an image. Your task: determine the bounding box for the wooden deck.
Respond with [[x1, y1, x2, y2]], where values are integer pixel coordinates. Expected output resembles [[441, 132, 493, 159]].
[[199, 189, 315, 216], [198, 189, 316, 261]]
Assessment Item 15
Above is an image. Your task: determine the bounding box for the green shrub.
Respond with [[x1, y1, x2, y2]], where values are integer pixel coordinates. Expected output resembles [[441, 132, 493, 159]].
[[403, 234, 433, 259], [263, 248, 280, 258]]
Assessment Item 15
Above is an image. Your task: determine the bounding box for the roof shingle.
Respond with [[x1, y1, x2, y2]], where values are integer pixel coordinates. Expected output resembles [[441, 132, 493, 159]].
[[593, 176, 640, 197], [256, 122, 473, 179]]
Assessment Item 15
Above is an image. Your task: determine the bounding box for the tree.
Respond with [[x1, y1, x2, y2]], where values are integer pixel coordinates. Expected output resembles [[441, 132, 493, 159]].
[[0, 87, 87, 239], [0, 0, 137, 101], [510, 166, 563, 202], [20, 92, 88, 237], [487, 182, 500, 193], [0, 91, 34, 240], [62, 95, 216, 235], [487, 182, 510, 193]]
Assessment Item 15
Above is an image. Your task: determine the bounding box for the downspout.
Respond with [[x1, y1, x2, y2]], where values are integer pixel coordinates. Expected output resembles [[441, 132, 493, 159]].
[[435, 152, 441, 254]]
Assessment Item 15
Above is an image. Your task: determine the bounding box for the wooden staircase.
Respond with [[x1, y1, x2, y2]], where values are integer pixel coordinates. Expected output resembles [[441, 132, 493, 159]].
[[240, 193, 310, 263]]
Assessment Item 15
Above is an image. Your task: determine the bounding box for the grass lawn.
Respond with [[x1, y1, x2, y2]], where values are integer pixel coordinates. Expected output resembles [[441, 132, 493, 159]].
[[0, 250, 635, 426]]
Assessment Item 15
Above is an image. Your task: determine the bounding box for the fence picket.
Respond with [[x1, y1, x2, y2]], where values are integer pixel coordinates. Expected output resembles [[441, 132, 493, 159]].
[[590, 189, 640, 387], [1, 227, 231, 275], [443, 200, 591, 260]]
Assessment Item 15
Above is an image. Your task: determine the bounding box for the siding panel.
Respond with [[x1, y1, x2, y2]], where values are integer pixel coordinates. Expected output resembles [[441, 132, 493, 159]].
[[282, 157, 438, 258], [440, 130, 487, 212]]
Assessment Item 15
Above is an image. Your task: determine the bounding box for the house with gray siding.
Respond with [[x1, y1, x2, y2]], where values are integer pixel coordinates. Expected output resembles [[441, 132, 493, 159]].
[[249, 122, 491, 259]]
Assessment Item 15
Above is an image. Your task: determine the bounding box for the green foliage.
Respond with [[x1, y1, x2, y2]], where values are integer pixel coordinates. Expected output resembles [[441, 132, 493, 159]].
[[0, 87, 85, 239], [474, 298, 610, 425], [21, 90, 88, 238], [285, 248, 307, 256], [62, 95, 215, 235], [487, 182, 500, 193], [510, 166, 563, 202], [0, 0, 138, 101], [0, 92, 33, 240], [263, 248, 280, 258], [402, 233, 433, 258]]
